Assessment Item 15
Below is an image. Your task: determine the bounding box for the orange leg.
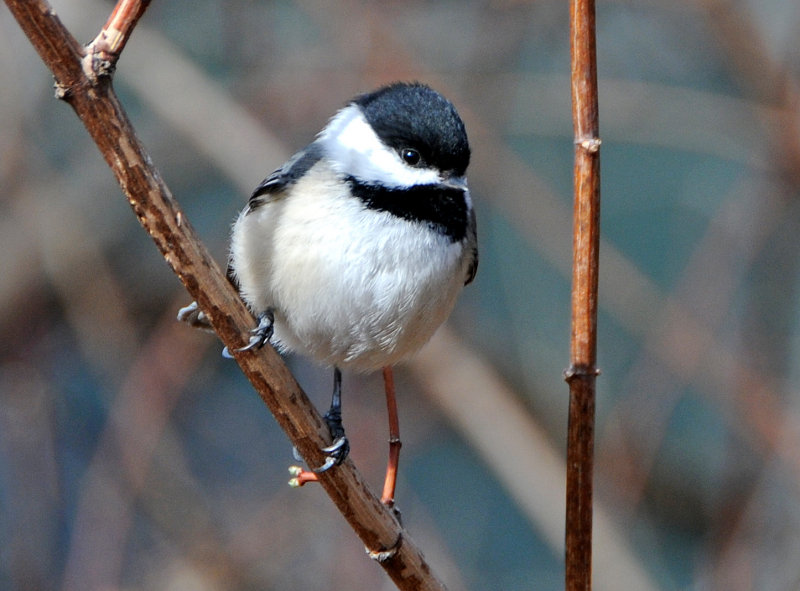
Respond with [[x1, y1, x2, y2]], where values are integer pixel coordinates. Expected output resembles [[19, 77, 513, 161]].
[[380, 366, 402, 508]]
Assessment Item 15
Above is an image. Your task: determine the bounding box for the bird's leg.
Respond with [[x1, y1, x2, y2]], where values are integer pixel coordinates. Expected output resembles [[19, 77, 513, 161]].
[[380, 366, 402, 509], [288, 367, 350, 486], [316, 366, 350, 471]]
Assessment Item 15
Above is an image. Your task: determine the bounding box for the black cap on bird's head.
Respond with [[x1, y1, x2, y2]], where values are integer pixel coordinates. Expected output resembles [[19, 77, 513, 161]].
[[353, 82, 471, 177]]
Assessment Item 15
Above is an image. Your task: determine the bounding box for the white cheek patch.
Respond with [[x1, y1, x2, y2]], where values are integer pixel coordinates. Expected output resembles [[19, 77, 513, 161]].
[[319, 105, 441, 189]]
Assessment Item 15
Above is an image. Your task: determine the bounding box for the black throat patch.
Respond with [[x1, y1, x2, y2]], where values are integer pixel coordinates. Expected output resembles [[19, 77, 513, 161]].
[[347, 177, 469, 242]]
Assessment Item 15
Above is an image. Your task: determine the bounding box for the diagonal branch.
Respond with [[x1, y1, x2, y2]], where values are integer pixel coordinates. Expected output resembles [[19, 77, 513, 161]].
[[3, 1, 447, 589]]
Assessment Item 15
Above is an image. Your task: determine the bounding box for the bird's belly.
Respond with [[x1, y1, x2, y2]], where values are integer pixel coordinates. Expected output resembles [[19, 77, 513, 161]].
[[270, 226, 465, 371]]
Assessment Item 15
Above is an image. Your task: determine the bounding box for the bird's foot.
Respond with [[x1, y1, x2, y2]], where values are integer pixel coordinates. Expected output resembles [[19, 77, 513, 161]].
[[314, 435, 350, 473], [317, 406, 350, 470], [176, 301, 214, 332], [222, 310, 274, 357], [288, 413, 350, 486], [236, 310, 275, 352], [287, 436, 350, 487]]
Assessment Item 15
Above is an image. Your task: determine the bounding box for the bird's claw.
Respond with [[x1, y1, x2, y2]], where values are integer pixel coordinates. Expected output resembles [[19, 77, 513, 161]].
[[235, 310, 274, 353], [313, 436, 349, 473], [176, 301, 215, 332]]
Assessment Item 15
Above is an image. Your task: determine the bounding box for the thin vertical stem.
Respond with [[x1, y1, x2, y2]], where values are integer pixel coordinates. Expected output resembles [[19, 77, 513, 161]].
[[566, 0, 601, 589]]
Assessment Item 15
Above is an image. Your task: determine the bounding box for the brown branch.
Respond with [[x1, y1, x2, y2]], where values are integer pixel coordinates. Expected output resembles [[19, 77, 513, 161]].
[[3, 1, 447, 589], [566, 0, 601, 589]]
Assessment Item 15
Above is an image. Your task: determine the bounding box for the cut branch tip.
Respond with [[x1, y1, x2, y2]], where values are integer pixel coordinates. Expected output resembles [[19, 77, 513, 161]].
[[288, 465, 318, 487], [54, 81, 70, 100]]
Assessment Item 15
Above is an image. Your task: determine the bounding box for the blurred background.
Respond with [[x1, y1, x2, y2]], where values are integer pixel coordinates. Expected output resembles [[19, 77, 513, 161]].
[[2, 0, 800, 589]]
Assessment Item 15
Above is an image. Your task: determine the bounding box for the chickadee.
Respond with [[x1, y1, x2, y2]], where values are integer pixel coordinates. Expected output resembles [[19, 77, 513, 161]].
[[183, 82, 477, 473]]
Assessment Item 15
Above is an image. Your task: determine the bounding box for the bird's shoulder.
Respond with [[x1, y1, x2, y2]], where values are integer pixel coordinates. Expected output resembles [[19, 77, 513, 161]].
[[247, 142, 324, 210]]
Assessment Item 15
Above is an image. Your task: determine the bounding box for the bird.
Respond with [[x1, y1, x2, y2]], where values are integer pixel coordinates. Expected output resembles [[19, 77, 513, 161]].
[[180, 82, 477, 505]]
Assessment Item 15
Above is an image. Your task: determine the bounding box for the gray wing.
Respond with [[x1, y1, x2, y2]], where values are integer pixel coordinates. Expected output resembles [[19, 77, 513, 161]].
[[464, 206, 478, 285], [247, 142, 324, 210]]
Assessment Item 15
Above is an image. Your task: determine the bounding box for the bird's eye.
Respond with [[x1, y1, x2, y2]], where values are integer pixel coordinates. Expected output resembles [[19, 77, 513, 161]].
[[400, 148, 421, 167]]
